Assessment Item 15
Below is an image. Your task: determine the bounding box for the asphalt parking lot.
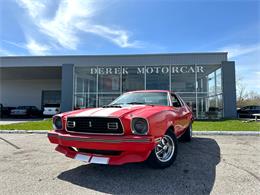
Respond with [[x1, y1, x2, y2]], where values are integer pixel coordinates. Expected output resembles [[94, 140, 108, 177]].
[[0, 134, 259, 195]]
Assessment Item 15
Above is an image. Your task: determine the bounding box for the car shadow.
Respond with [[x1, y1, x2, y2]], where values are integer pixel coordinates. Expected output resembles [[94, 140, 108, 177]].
[[57, 137, 220, 194]]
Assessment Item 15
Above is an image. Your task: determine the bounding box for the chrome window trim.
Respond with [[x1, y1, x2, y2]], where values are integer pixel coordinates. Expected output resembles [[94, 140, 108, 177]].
[[167, 92, 172, 107]]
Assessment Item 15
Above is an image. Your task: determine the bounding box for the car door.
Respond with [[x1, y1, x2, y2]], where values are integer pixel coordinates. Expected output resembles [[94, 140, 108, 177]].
[[170, 93, 186, 136], [176, 94, 192, 128]]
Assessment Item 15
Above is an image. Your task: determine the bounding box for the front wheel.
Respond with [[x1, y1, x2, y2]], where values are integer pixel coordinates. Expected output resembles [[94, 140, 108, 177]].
[[180, 124, 192, 142], [147, 130, 178, 169]]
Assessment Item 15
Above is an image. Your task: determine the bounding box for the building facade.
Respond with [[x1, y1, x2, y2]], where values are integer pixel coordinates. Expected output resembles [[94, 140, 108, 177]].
[[0, 53, 236, 119]]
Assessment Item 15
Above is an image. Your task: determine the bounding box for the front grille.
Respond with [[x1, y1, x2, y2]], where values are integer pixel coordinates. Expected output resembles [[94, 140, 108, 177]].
[[66, 117, 124, 134]]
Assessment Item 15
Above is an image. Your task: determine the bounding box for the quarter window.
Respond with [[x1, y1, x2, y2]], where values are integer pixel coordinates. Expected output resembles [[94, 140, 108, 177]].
[[171, 94, 182, 107]]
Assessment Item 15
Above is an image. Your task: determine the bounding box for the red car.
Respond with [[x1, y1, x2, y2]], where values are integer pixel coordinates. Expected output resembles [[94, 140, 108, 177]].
[[48, 90, 193, 168]]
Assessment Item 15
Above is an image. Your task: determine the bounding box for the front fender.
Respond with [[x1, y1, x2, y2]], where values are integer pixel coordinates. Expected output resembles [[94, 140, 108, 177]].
[[147, 110, 176, 137]]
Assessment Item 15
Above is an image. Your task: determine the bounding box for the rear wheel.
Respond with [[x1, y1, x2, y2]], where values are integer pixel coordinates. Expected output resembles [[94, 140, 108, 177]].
[[147, 130, 178, 169]]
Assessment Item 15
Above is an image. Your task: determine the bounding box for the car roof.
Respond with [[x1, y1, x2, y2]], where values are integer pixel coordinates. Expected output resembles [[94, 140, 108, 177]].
[[126, 90, 172, 93]]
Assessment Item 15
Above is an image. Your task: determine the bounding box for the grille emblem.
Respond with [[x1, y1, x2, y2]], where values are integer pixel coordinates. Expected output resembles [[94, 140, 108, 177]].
[[67, 121, 76, 128], [88, 121, 92, 128], [107, 122, 118, 130]]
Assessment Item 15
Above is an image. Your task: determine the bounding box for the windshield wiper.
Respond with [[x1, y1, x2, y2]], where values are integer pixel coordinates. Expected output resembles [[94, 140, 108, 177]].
[[103, 104, 122, 108], [126, 102, 145, 105]]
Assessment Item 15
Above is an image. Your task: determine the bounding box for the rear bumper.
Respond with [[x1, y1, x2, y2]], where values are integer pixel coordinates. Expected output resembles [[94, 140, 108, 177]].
[[48, 131, 159, 165]]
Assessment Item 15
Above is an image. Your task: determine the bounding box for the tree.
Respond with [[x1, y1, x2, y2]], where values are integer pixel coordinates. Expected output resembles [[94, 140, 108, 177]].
[[236, 76, 260, 108]]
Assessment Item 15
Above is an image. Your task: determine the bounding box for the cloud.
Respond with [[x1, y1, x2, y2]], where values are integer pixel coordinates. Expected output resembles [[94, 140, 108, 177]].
[[16, 0, 141, 53], [17, 0, 47, 18], [77, 23, 143, 48], [219, 43, 260, 93], [25, 39, 50, 55], [218, 44, 260, 58], [0, 48, 15, 56], [3, 39, 49, 55]]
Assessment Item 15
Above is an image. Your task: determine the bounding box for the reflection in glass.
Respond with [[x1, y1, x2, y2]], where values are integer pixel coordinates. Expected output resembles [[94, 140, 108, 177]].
[[98, 94, 120, 107], [74, 64, 224, 119], [122, 66, 144, 92], [146, 66, 169, 90], [98, 66, 121, 92], [171, 65, 196, 92]]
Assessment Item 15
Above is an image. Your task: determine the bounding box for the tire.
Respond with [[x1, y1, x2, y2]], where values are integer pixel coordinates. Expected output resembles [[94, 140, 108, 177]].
[[147, 130, 178, 169], [180, 124, 192, 142]]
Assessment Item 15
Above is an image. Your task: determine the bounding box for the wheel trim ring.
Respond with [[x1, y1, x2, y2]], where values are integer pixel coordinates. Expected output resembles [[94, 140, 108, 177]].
[[155, 135, 175, 162]]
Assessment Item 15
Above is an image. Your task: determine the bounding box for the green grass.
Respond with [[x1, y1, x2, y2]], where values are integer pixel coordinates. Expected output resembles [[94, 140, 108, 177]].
[[193, 120, 260, 131], [0, 119, 52, 130], [0, 119, 259, 131]]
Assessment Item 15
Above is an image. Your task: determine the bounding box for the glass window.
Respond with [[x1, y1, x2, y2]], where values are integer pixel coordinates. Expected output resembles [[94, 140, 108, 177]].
[[111, 92, 169, 106], [216, 68, 222, 94], [75, 67, 97, 93], [177, 93, 197, 116], [171, 94, 182, 107], [146, 66, 170, 90], [208, 72, 215, 96], [98, 94, 120, 107], [98, 66, 121, 92], [171, 65, 196, 92], [73, 64, 224, 119], [122, 66, 145, 92]]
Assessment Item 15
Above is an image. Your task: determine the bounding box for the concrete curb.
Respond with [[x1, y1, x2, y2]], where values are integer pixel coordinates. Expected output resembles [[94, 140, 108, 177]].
[[193, 131, 260, 136], [0, 130, 49, 134], [0, 130, 259, 136]]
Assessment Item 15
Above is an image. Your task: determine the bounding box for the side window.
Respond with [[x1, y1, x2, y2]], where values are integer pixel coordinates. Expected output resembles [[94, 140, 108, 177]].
[[171, 94, 182, 107], [243, 106, 250, 111], [31, 107, 38, 111]]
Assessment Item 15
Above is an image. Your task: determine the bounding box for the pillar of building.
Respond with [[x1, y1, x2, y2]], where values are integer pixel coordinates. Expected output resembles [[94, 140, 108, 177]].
[[61, 64, 74, 112], [222, 61, 237, 118]]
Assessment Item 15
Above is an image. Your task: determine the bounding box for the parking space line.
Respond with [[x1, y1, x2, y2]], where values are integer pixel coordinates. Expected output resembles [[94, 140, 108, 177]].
[[0, 137, 21, 149]]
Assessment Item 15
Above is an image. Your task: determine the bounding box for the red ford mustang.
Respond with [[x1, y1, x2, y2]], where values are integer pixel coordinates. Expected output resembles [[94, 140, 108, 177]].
[[48, 90, 193, 168]]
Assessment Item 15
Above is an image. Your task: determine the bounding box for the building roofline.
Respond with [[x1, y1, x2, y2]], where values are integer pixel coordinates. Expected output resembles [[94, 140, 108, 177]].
[[0, 52, 228, 58]]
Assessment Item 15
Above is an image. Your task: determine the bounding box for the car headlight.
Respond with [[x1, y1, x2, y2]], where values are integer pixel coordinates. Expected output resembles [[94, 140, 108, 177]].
[[131, 117, 149, 135], [53, 116, 63, 130]]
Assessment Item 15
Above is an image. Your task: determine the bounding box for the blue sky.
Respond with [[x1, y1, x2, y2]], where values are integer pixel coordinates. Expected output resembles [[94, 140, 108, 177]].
[[0, 0, 259, 92]]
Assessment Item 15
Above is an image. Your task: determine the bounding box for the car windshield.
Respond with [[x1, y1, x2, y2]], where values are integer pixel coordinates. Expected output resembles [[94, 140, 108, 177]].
[[110, 92, 169, 106]]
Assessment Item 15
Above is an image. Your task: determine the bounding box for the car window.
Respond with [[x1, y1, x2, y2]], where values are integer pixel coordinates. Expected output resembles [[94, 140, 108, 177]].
[[111, 92, 169, 106], [171, 94, 182, 107], [242, 106, 250, 111]]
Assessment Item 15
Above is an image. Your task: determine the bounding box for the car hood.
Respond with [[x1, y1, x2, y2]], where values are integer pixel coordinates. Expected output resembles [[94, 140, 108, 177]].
[[64, 105, 170, 119]]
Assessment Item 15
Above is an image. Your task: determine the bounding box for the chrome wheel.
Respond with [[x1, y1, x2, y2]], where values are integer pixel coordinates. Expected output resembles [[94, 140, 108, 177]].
[[155, 135, 175, 162]]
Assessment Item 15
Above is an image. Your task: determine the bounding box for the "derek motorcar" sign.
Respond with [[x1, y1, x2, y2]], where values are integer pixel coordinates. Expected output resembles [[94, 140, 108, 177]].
[[90, 65, 204, 75]]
